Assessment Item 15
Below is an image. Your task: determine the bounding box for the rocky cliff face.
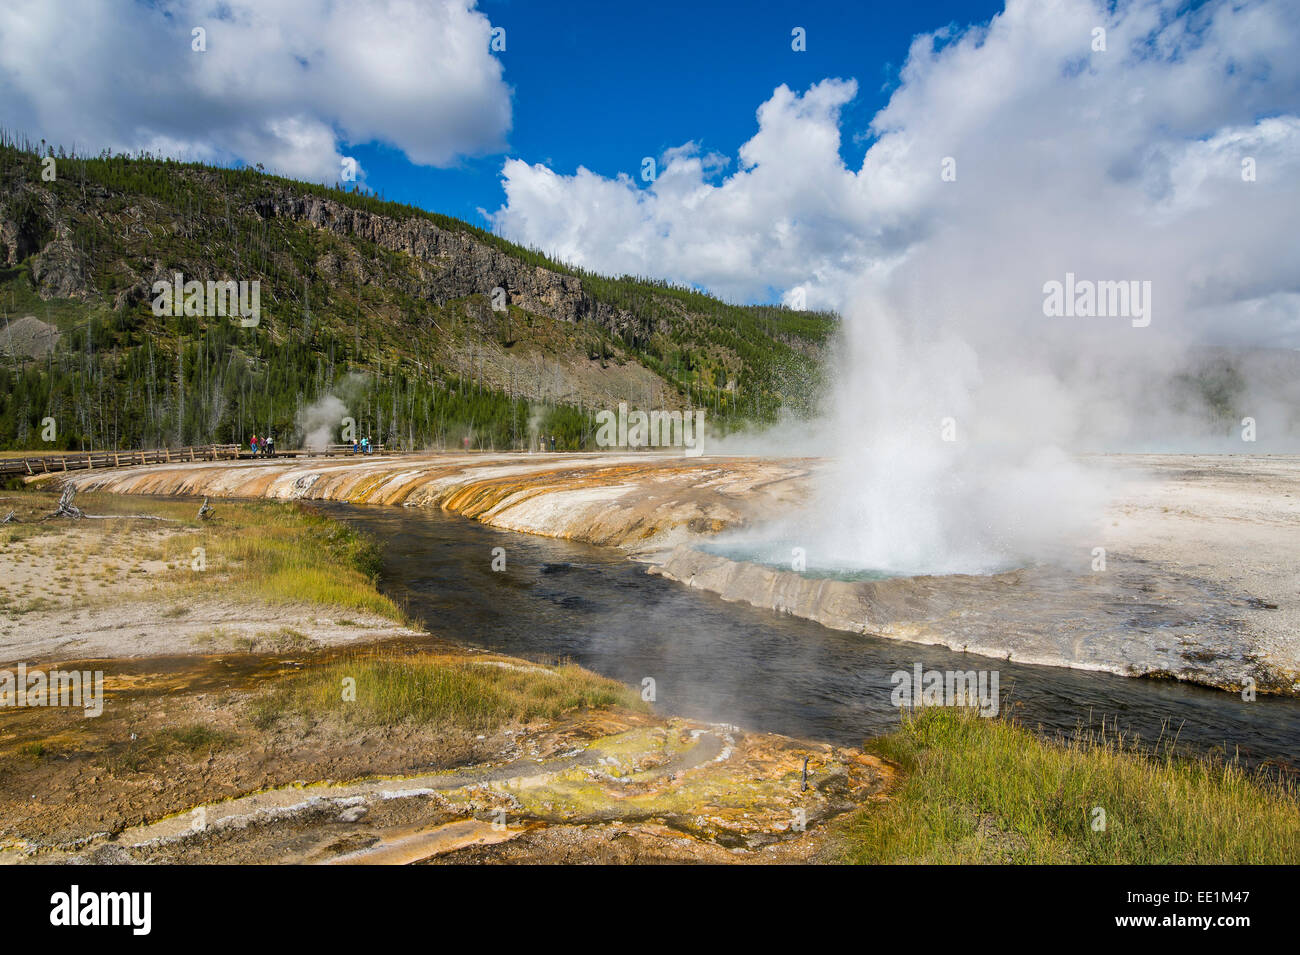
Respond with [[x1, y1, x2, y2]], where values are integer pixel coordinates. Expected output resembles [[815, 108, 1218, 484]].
[[1, 187, 94, 301], [253, 192, 648, 339]]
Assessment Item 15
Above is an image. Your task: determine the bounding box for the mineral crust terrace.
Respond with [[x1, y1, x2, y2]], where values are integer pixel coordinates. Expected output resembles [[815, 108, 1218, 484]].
[[62, 451, 812, 548]]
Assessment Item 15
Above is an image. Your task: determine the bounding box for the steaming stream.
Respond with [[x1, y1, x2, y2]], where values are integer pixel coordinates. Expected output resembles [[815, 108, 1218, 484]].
[[326, 502, 1300, 773]]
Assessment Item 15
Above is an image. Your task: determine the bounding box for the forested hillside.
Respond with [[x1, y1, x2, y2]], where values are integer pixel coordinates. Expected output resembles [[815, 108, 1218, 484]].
[[0, 133, 836, 451]]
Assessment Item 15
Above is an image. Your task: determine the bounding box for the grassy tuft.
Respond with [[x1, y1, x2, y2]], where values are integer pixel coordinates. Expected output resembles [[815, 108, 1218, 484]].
[[103, 723, 237, 773], [832, 708, 1299, 864], [160, 500, 402, 621], [252, 652, 641, 732], [162, 724, 237, 756]]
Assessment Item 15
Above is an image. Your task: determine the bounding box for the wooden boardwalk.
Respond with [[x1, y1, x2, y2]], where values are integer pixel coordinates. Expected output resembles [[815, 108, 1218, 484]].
[[0, 444, 390, 478]]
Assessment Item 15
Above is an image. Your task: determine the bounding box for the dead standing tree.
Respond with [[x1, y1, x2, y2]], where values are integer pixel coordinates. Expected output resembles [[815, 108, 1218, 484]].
[[51, 484, 83, 519]]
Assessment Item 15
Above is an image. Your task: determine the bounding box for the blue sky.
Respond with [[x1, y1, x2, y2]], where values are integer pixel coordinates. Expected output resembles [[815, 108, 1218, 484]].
[[353, 0, 1005, 225]]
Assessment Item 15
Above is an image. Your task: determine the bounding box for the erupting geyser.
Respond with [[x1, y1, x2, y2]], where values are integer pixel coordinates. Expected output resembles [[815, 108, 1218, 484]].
[[807, 289, 1105, 576]]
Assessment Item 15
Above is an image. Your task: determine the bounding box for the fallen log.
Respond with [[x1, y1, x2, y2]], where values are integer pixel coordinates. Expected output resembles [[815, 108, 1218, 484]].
[[46, 483, 177, 522]]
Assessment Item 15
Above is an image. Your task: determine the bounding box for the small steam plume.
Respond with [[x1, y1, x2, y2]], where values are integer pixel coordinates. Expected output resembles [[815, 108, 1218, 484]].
[[296, 374, 367, 450], [296, 394, 349, 451]]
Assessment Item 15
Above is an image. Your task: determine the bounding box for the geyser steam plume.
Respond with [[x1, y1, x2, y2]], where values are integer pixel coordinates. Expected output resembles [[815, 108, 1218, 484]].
[[807, 288, 1107, 576], [737, 1, 1300, 577]]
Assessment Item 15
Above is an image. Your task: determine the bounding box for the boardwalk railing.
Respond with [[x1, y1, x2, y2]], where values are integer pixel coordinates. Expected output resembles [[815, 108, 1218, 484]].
[[0, 444, 241, 478], [322, 444, 388, 455], [241, 444, 389, 458]]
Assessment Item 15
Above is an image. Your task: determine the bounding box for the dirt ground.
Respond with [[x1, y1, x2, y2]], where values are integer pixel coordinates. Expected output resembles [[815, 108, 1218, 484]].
[[0, 492, 419, 663], [0, 490, 891, 864], [0, 649, 890, 864]]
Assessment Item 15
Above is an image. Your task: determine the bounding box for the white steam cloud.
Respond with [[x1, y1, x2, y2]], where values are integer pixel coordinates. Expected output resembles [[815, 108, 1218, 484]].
[[296, 394, 349, 452]]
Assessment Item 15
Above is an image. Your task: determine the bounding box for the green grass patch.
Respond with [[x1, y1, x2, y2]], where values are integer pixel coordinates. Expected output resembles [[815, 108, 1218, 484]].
[[17, 741, 47, 760], [831, 708, 1299, 864], [252, 652, 641, 732], [157, 498, 403, 622]]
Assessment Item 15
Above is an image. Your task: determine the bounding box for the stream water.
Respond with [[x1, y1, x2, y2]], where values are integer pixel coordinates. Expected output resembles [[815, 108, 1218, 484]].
[[327, 503, 1300, 772]]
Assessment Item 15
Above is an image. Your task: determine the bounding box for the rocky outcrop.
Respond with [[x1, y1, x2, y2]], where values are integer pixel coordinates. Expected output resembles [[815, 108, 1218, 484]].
[[0, 186, 96, 300], [0, 186, 50, 267], [29, 235, 95, 301], [252, 192, 651, 341]]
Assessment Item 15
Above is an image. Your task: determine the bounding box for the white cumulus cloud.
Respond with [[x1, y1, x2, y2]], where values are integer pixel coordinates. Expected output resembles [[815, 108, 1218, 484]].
[[0, 0, 511, 183]]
